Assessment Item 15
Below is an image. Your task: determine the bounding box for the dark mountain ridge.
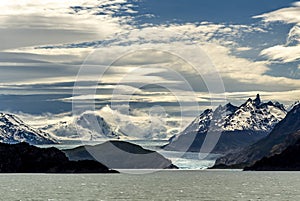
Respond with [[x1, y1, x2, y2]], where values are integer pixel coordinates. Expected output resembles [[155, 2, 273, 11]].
[[244, 131, 300, 171], [64, 141, 178, 169], [0, 142, 117, 173], [213, 103, 300, 169]]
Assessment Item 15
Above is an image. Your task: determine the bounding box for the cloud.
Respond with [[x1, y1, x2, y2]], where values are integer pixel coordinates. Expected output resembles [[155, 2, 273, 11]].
[[235, 47, 252, 51], [2, 20, 300, 98], [0, 0, 299, 122], [7, 21, 269, 80], [201, 43, 300, 90], [254, 3, 300, 63], [224, 90, 300, 106], [259, 24, 300, 63], [260, 44, 300, 63], [253, 2, 300, 24], [31, 22, 265, 49], [0, 0, 134, 50], [287, 25, 300, 45]]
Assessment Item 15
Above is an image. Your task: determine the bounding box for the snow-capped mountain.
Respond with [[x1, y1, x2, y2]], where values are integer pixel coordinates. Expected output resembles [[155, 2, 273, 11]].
[[43, 105, 180, 141], [164, 94, 287, 153], [219, 95, 286, 132], [213, 102, 300, 169], [176, 94, 286, 137], [178, 103, 238, 137], [43, 111, 118, 141], [77, 112, 118, 139], [0, 113, 58, 145]]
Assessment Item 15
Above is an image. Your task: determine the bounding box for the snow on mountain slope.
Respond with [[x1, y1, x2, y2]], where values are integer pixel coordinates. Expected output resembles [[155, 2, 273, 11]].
[[221, 95, 286, 132], [43, 105, 180, 140], [177, 109, 213, 137], [164, 95, 287, 153], [180, 94, 286, 135], [43, 111, 118, 141], [0, 113, 58, 145], [98, 105, 180, 139]]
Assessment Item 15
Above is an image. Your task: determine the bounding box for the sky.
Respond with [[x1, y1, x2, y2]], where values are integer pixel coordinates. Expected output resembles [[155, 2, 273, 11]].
[[0, 0, 299, 136]]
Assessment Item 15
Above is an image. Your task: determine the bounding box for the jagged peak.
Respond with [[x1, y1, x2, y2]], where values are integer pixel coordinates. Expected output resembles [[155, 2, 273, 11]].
[[226, 102, 235, 107], [172, 95, 289, 143], [253, 94, 261, 105], [273, 101, 286, 111], [201, 95, 286, 132], [0, 112, 24, 125], [291, 101, 300, 112], [289, 101, 300, 111], [257, 100, 286, 112], [241, 94, 285, 111], [246, 98, 253, 103], [202, 108, 213, 115], [241, 94, 286, 110], [225, 102, 239, 110], [215, 104, 223, 109], [243, 94, 261, 106], [213, 103, 238, 119]]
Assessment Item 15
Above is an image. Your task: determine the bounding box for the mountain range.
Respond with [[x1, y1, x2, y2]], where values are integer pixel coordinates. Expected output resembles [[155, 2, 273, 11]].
[[0, 105, 177, 145], [213, 102, 300, 169], [163, 94, 287, 154], [0, 95, 299, 171], [42, 106, 178, 141]]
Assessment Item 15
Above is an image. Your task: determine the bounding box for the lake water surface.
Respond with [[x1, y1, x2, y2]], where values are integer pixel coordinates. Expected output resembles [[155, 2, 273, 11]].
[[1, 171, 300, 200]]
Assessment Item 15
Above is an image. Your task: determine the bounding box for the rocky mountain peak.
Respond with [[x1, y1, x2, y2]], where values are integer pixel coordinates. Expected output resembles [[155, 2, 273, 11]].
[[289, 101, 300, 111], [182, 95, 287, 134], [253, 94, 261, 106], [0, 112, 57, 145]]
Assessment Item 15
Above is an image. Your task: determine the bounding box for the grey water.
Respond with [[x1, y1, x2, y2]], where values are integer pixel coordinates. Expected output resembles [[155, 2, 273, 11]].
[[1, 171, 300, 201]]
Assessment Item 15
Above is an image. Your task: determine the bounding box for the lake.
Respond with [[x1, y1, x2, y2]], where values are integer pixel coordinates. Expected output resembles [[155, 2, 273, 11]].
[[1, 171, 300, 200]]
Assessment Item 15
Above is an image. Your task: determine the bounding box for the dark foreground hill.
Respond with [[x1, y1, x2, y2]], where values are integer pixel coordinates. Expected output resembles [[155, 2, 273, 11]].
[[244, 131, 300, 171], [0, 142, 117, 173], [63, 141, 178, 169]]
